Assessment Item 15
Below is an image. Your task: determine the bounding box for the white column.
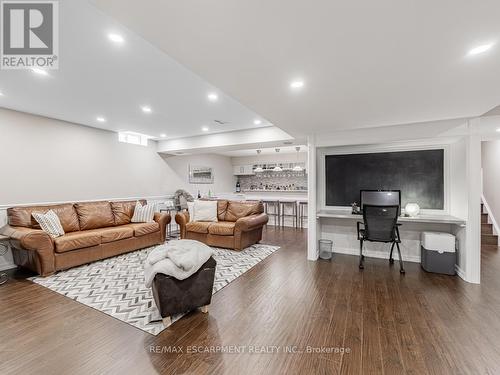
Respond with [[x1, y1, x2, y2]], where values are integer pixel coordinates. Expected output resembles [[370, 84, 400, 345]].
[[307, 135, 318, 260], [464, 119, 481, 283]]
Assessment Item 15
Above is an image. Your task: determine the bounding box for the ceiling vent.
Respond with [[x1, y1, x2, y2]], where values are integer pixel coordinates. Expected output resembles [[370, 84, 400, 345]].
[[213, 119, 230, 125]]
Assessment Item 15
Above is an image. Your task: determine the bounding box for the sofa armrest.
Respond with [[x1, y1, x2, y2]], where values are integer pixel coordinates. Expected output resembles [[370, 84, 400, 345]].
[[0, 225, 55, 276], [235, 213, 269, 232], [175, 211, 190, 239], [154, 212, 171, 243]]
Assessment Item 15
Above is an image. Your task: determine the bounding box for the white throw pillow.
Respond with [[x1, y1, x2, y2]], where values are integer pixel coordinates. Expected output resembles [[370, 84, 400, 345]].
[[32, 210, 65, 238], [192, 200, 218, 222], [131, 201, 156, 223]]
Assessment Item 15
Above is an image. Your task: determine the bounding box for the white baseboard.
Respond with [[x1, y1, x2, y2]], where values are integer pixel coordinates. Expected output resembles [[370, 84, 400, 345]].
[[333, 246, 421, 263], [0, 194, 173, 211], [455, 265, 466, 280], [455, 265, 479, 284]]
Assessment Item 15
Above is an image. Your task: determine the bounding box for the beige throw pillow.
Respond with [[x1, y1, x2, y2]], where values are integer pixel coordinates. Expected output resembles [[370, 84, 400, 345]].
[[192, 200, 218, 222]]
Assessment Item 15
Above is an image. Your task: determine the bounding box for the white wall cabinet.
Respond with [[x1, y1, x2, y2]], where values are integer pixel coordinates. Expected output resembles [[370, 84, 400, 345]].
[[233, 165, 255, 175]]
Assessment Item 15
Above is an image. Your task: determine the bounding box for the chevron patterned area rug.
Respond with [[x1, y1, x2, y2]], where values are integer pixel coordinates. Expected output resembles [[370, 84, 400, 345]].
[[30, 243, 279, 335]]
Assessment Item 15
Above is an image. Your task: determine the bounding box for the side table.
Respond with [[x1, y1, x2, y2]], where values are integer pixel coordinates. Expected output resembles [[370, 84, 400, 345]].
[[0, 234, 10, 285], [159, 199, 178, 239]]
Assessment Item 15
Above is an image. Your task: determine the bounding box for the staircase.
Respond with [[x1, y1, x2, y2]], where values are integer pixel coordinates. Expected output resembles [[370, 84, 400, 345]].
[[481, 203, 498, 245]]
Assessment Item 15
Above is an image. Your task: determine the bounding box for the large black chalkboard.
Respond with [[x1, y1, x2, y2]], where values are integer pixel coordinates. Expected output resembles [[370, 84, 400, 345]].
[[325, 149, 444, 209]]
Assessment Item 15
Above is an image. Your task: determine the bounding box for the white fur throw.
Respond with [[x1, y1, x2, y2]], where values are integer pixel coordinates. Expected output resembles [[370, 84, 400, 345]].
[[144, 239, 213, 287]]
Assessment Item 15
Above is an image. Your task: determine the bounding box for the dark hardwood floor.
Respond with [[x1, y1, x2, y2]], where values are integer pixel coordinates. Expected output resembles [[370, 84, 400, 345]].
[[1, 227, 500, 374]]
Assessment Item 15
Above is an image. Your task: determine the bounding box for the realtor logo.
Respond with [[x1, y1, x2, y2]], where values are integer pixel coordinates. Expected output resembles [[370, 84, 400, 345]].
[[1, 0, 58, 69]]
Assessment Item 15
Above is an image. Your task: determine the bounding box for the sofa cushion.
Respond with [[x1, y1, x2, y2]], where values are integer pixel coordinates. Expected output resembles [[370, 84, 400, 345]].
[[111, 200, 144, 226], [208, 221, 235, 236], [8, 204, 80, 232], [75, 201, 115, 230], [124, 222, 160, 237], [54, 231, 101, 253], [99, 226, 134, 243], [186, 221, 212, 234], [224, 201, 263, 222], [217, 200, 229, 221]]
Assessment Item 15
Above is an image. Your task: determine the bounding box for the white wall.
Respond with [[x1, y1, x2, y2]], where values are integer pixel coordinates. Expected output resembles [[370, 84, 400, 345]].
[[162, 153, 235, 197], [449, 138, 468, 219], [481, 140, 500, 232], [0, 108, 235, 269], [0, 108, 236, 207], [0, 108, 172, 207]]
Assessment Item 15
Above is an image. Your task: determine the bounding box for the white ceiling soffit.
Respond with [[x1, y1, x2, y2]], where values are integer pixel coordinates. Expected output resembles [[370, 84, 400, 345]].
[[482, 105, 500, 117], [313, 118, 469, 148], [217, 145, 308, 157], [0, 0, 269, 139], [157, 126, 301, 155], [93, 0, 500, 138]]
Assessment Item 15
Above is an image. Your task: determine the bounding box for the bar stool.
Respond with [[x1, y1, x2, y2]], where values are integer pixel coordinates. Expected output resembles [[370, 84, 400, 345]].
[[298, 200, 308, 228], [263, 199, 280, 227], [280, 199, 298, 228]]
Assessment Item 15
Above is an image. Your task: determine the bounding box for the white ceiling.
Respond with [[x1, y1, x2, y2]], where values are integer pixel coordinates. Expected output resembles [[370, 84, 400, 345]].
[[0, 0, 269, 139], [93, 0, 500, 138]]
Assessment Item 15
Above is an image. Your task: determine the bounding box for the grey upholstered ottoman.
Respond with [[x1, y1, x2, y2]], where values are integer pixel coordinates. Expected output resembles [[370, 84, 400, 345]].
[[151, 256, 217, 327]]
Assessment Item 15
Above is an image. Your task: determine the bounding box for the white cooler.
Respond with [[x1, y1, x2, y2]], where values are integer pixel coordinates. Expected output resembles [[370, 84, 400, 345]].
[[421, 232, 456, 275]]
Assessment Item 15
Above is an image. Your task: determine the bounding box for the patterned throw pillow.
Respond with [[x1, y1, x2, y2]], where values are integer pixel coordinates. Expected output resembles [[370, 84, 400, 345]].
[[131, 201, 156, 223], [32, 210, 65, 238]]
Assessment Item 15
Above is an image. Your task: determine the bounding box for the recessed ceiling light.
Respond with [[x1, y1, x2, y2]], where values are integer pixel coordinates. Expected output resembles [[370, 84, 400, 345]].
[[496, 128, 500, 132], [290, 80, 305, 89], [202, 126, 209, 132], [254, 119, 262, 125], [96, 116, 106, 123], [0, 91, 4, 96], [160, 133, 167, 138], [207, 93, 218, 102], [468, 43, 494, 56], [141, 106, 152, 113], [32, 68, 49, 76], [108, 33, 124, 44]]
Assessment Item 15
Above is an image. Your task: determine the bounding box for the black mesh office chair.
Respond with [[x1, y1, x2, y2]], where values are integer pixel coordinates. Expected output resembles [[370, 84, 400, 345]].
[[357, 205, 405, 273]]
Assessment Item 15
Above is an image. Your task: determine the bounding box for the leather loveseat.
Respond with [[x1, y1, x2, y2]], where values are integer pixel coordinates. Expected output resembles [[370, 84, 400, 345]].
[[0, 200, 171, 276], [175, 200, 268, 250]]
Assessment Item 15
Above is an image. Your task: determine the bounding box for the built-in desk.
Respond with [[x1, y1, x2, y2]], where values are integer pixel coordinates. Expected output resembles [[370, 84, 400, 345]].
[[317, 210, 466, 225], [316, 210, 466, 263]]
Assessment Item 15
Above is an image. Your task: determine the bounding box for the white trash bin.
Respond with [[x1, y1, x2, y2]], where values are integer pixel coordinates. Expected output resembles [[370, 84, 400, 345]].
[[319, 239, 333, 260], [421, 232, 456, 275]]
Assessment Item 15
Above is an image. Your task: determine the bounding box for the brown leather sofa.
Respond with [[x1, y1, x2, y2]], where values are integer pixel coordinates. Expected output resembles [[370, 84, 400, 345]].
[[0, 200, 171, 277], [175, 200, 268, 250]]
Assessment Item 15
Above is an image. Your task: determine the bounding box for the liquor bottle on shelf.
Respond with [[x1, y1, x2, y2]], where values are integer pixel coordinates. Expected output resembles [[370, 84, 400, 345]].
[[236, 180, 241, 193], [197, 190, 201, 199]]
